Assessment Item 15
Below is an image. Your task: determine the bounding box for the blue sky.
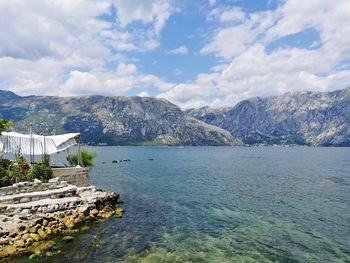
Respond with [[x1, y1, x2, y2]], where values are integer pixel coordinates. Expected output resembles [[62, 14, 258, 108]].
[[108, 0, 281, 85], [0, 0, 349, 108]]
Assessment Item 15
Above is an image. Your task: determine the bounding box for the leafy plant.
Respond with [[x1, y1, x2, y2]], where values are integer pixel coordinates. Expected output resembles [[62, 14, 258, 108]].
[[27, 154, 53, 182], [42, 154, 50, 166], [27, 163, 53, 182], [66, 148, 97, 167], [0, 166, 10, 187], [0, 118, 12, 164], [7, 165, 26, 184], [0, 118, 12, 134], [3, 152, 30, 184], [0, 159, 12, 169], [0, 154, 53, 186]]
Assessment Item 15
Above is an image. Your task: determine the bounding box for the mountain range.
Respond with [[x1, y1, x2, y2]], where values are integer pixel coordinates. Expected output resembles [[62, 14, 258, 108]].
[[0, 88, 349, 146], [0, 90, 238, 146], [186, 87, 350, 146]]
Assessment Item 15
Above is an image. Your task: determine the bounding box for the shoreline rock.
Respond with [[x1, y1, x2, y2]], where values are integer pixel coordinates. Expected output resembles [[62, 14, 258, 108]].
[[0, 181, 123, 259]]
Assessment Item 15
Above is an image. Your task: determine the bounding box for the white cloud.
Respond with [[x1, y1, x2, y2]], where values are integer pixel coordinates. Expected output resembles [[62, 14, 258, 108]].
[[138, 91, 150, 97], [160, 0, 350, 108], [201, 10, 277, 59], [0, 0, 175, 97], [201, 24, 255, 59], [168, 45, 189, 55], [59, 63, 174, 97], [208, 7, 245, 23], [110, 0, 173, 51], [0, 0, 111, 60], [113, 0, 172, 35], [0, 0, 349, 110]]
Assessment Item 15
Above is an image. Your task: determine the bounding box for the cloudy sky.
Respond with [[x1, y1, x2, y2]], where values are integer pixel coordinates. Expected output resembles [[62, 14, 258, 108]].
[[0, 0, 349, 108]]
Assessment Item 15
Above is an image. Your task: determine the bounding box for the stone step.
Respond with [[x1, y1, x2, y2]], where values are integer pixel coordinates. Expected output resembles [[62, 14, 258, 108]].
[[0, 186, 77, 205], [0, 181, 68, 197], [5, 196, 82, 214]]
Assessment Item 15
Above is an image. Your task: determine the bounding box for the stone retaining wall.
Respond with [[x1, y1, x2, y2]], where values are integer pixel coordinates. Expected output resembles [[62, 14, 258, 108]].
[[52, 167, 89, 187]]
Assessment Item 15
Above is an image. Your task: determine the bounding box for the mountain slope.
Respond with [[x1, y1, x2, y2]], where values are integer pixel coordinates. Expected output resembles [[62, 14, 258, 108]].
[[186, 88, 350, 146], [0, 91, 240, 146]]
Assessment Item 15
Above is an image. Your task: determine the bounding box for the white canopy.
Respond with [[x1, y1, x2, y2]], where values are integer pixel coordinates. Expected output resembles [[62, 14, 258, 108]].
[[0, 132, 80, 155]]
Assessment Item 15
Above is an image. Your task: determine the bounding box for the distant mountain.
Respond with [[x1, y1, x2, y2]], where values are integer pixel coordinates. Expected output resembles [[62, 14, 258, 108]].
[[0, 91, 240, 146], [2, 88, 349, 147], [186, 88, 350, 146]]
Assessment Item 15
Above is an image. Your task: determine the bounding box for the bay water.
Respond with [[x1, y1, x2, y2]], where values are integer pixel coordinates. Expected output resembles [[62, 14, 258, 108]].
[[11, 146, 350, 262]]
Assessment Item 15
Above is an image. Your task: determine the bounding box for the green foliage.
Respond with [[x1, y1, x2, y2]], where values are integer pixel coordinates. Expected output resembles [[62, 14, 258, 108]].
[[7, 164, 27, 184], [8, 151, 29, 184], [27, 163, 53, 182], [0, 159, 12, 169], [27, 154, 52, 182], [0, 166, 10, 186], [66, 148, 97, 167], [42, 154, 50, 166], [0, 154, 53, 187], [0, 155, 14, 187], [0, 118, 12, 134], [15, 151, 28, 166]]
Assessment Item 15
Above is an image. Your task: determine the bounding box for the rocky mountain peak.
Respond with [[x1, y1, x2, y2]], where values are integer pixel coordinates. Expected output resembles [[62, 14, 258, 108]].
[[0, 90, 240, 146]]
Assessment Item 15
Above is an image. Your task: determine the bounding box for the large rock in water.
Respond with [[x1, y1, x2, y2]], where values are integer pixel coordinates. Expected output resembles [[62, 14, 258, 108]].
[[0, 90, 240, 146], [186, 87, 350, 146]]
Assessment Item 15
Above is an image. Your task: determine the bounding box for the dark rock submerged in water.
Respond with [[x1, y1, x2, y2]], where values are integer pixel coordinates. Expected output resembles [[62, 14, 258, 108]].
[[0, 90, 240, 146], [186, 87, 350, 146]]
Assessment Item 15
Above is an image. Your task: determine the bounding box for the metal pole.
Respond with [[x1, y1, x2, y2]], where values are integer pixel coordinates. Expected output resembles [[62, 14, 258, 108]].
[[43, 135, 46, 162], [77, 137, 81, 166], [29, 123, 33, 163]]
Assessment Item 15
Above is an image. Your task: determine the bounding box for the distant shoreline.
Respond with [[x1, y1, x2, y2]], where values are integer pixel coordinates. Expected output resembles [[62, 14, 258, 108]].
[[84, 144, 349, 147]]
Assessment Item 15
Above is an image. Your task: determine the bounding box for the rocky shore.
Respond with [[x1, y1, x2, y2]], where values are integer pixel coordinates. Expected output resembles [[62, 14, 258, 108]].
[[0, 179, 123, 259]]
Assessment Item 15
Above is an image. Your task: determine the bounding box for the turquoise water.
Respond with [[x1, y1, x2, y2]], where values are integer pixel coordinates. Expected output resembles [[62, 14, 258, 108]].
[[12, 147, 350, 262]]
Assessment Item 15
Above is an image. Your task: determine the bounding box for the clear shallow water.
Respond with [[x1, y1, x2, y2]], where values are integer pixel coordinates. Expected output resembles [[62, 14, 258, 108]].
[[11, 147, 350, 262]]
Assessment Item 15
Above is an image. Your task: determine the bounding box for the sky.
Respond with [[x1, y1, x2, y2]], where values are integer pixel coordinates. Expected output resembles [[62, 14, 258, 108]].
[[0, 0, 350, 109]]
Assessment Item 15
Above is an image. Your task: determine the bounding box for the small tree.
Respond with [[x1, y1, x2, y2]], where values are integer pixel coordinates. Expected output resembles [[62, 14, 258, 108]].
[[0, 118, 12, 134], [67, 148, 97, 167], [0, 118, 12, 160]]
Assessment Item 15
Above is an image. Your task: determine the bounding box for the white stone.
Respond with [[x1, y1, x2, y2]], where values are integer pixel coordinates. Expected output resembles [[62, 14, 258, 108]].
[[21, 209, 30, 214], [48, 177, 59, 183], [34, 179, 42, 184]]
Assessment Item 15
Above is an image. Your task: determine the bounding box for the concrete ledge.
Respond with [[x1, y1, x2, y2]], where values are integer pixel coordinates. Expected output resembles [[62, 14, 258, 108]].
[[52, 167, 90, 187]]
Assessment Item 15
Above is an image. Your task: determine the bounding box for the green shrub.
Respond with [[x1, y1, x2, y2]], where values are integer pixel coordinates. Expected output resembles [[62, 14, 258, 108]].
[[0, 166, 10, 187], [0, 154, 53, 186], [0, 118, 12, 134], [5, 153, 30, 184], [8, 164, 27, 184], [27, 163, 53, 182], [67, 148, 97, 167], [0, 159, 19, 187], [0, 159, 12, 169]]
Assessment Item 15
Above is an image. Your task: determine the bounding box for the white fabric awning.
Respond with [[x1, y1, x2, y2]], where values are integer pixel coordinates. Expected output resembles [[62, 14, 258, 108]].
[[0, 132, 80, 155]]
